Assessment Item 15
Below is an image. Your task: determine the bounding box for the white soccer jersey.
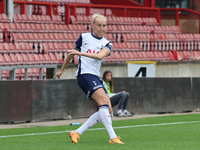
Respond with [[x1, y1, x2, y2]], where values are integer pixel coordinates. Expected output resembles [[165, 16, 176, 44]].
[[74, 32, 112, 77]]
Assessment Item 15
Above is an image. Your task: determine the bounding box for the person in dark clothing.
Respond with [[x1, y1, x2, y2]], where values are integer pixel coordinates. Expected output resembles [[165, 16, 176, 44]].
[[103, 70, 134, 117]]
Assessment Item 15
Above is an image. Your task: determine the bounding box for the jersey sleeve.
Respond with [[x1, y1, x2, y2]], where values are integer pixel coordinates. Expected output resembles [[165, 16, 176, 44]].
[[74, 34, 82, 50], [104, 41, 112, 56]]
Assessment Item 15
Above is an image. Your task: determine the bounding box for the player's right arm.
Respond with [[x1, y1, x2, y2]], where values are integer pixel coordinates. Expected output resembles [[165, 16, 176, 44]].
[[53, 54, 74, 80], [53, 34, 82, 80]]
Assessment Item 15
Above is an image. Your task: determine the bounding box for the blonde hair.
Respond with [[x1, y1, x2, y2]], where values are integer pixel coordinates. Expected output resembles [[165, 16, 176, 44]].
[[92, 13, 106, 25]]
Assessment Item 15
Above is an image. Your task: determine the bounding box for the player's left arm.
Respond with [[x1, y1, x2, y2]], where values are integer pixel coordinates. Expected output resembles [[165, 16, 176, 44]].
[[68, 48, 109, 60]]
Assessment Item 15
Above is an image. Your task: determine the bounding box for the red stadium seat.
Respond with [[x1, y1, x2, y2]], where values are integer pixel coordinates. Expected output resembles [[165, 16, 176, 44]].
[[35, 24, 42, 33], [43, 53, 52, 64], [21, 54, 31, 65], [54, 53, 64, 63], [62, 43, 70, 51], [0, 13, 11, 23], [0, 54, 6, 66], [26, 53, 36, 65], [38, 54, 46, 64], [27, 15, 35, 23], [32, 15, 39, 24], [127, 52, 135, 60], [33, 54, 42, 64], [40, 15, 47, 23], [8, 23, 17, 32], [39, 54, 47, 65], [53, 33, 60, 42], [15, 69, 23, 80], [2, 43, 10, 53], [42, 43, 49, 54], [0, 43, 4, 53], [53, 43, 60, 52], [76, 15, 84, 24], [3, 54, 13, 65], [58, 33, 65, 42], [9, 43, 16, 53], [47, 43, 55, 53], [70, 15, 76, 24], [37, 15, 43, 24], [22, 14, 29, 23], [51, 15, 62, 24], [45, 15, 53, 24], [15, 53, 26, 65], [12, 14, 18, 23], [49, 53, 59, 64]]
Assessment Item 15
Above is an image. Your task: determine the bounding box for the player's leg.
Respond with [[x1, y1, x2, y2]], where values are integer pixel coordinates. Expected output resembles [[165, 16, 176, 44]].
[[69, 88, 113, 143], [73, 91, 113, 134], [69, 74, 103, 143], [74, 111, 100, 135], [70, 74, 123, 143], [91, 88, 123, 144]]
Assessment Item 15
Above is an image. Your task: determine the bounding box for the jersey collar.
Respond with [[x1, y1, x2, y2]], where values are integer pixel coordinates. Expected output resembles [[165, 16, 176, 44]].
[[91, 32, 103, 40]]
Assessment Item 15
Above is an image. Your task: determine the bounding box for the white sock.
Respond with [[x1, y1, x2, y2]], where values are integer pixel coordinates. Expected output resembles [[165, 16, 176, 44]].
[[75, 111, 100, 134], [117, 109, 122, 114], [99, 105, 117, 140], [123, 109, 127, 113]]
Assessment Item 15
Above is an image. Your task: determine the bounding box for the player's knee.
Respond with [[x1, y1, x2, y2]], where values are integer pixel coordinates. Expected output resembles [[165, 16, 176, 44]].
[[104, 96, 110, 105], [126, 92, 130, 98], [98, 96, 109, 105]]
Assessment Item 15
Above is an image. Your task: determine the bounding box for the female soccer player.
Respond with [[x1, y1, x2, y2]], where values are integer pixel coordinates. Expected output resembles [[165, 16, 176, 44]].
[[53, 13, 124, 144], [103, 70, 134, 117]]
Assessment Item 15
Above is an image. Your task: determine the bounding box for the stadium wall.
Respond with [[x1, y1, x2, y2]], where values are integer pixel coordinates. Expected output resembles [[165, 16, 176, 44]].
[[56, 61, 200, 79], [1, 77, 200, 123]]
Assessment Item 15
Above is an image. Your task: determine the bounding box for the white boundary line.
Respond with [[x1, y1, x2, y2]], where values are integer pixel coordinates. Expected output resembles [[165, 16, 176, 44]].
[[0, 121, 200, 139]]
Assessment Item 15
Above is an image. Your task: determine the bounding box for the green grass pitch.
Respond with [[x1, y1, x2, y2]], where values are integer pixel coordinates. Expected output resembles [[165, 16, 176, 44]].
[[0, 114, 200, 150]]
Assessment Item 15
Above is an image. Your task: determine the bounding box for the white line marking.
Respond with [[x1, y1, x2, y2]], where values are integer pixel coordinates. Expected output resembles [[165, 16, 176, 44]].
[[0, 121, 199, 139]]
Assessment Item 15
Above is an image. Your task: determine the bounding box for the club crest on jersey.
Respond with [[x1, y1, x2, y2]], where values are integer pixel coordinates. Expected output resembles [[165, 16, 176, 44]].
[[93, 81, 97, 85]]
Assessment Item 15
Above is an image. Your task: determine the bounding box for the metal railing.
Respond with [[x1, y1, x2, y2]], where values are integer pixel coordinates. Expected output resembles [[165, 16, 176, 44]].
[[0, 65, 57, 80]]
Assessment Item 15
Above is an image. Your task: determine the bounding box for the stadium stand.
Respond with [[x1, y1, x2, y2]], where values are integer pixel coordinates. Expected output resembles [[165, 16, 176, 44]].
[[1, 1, 200, 80]]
